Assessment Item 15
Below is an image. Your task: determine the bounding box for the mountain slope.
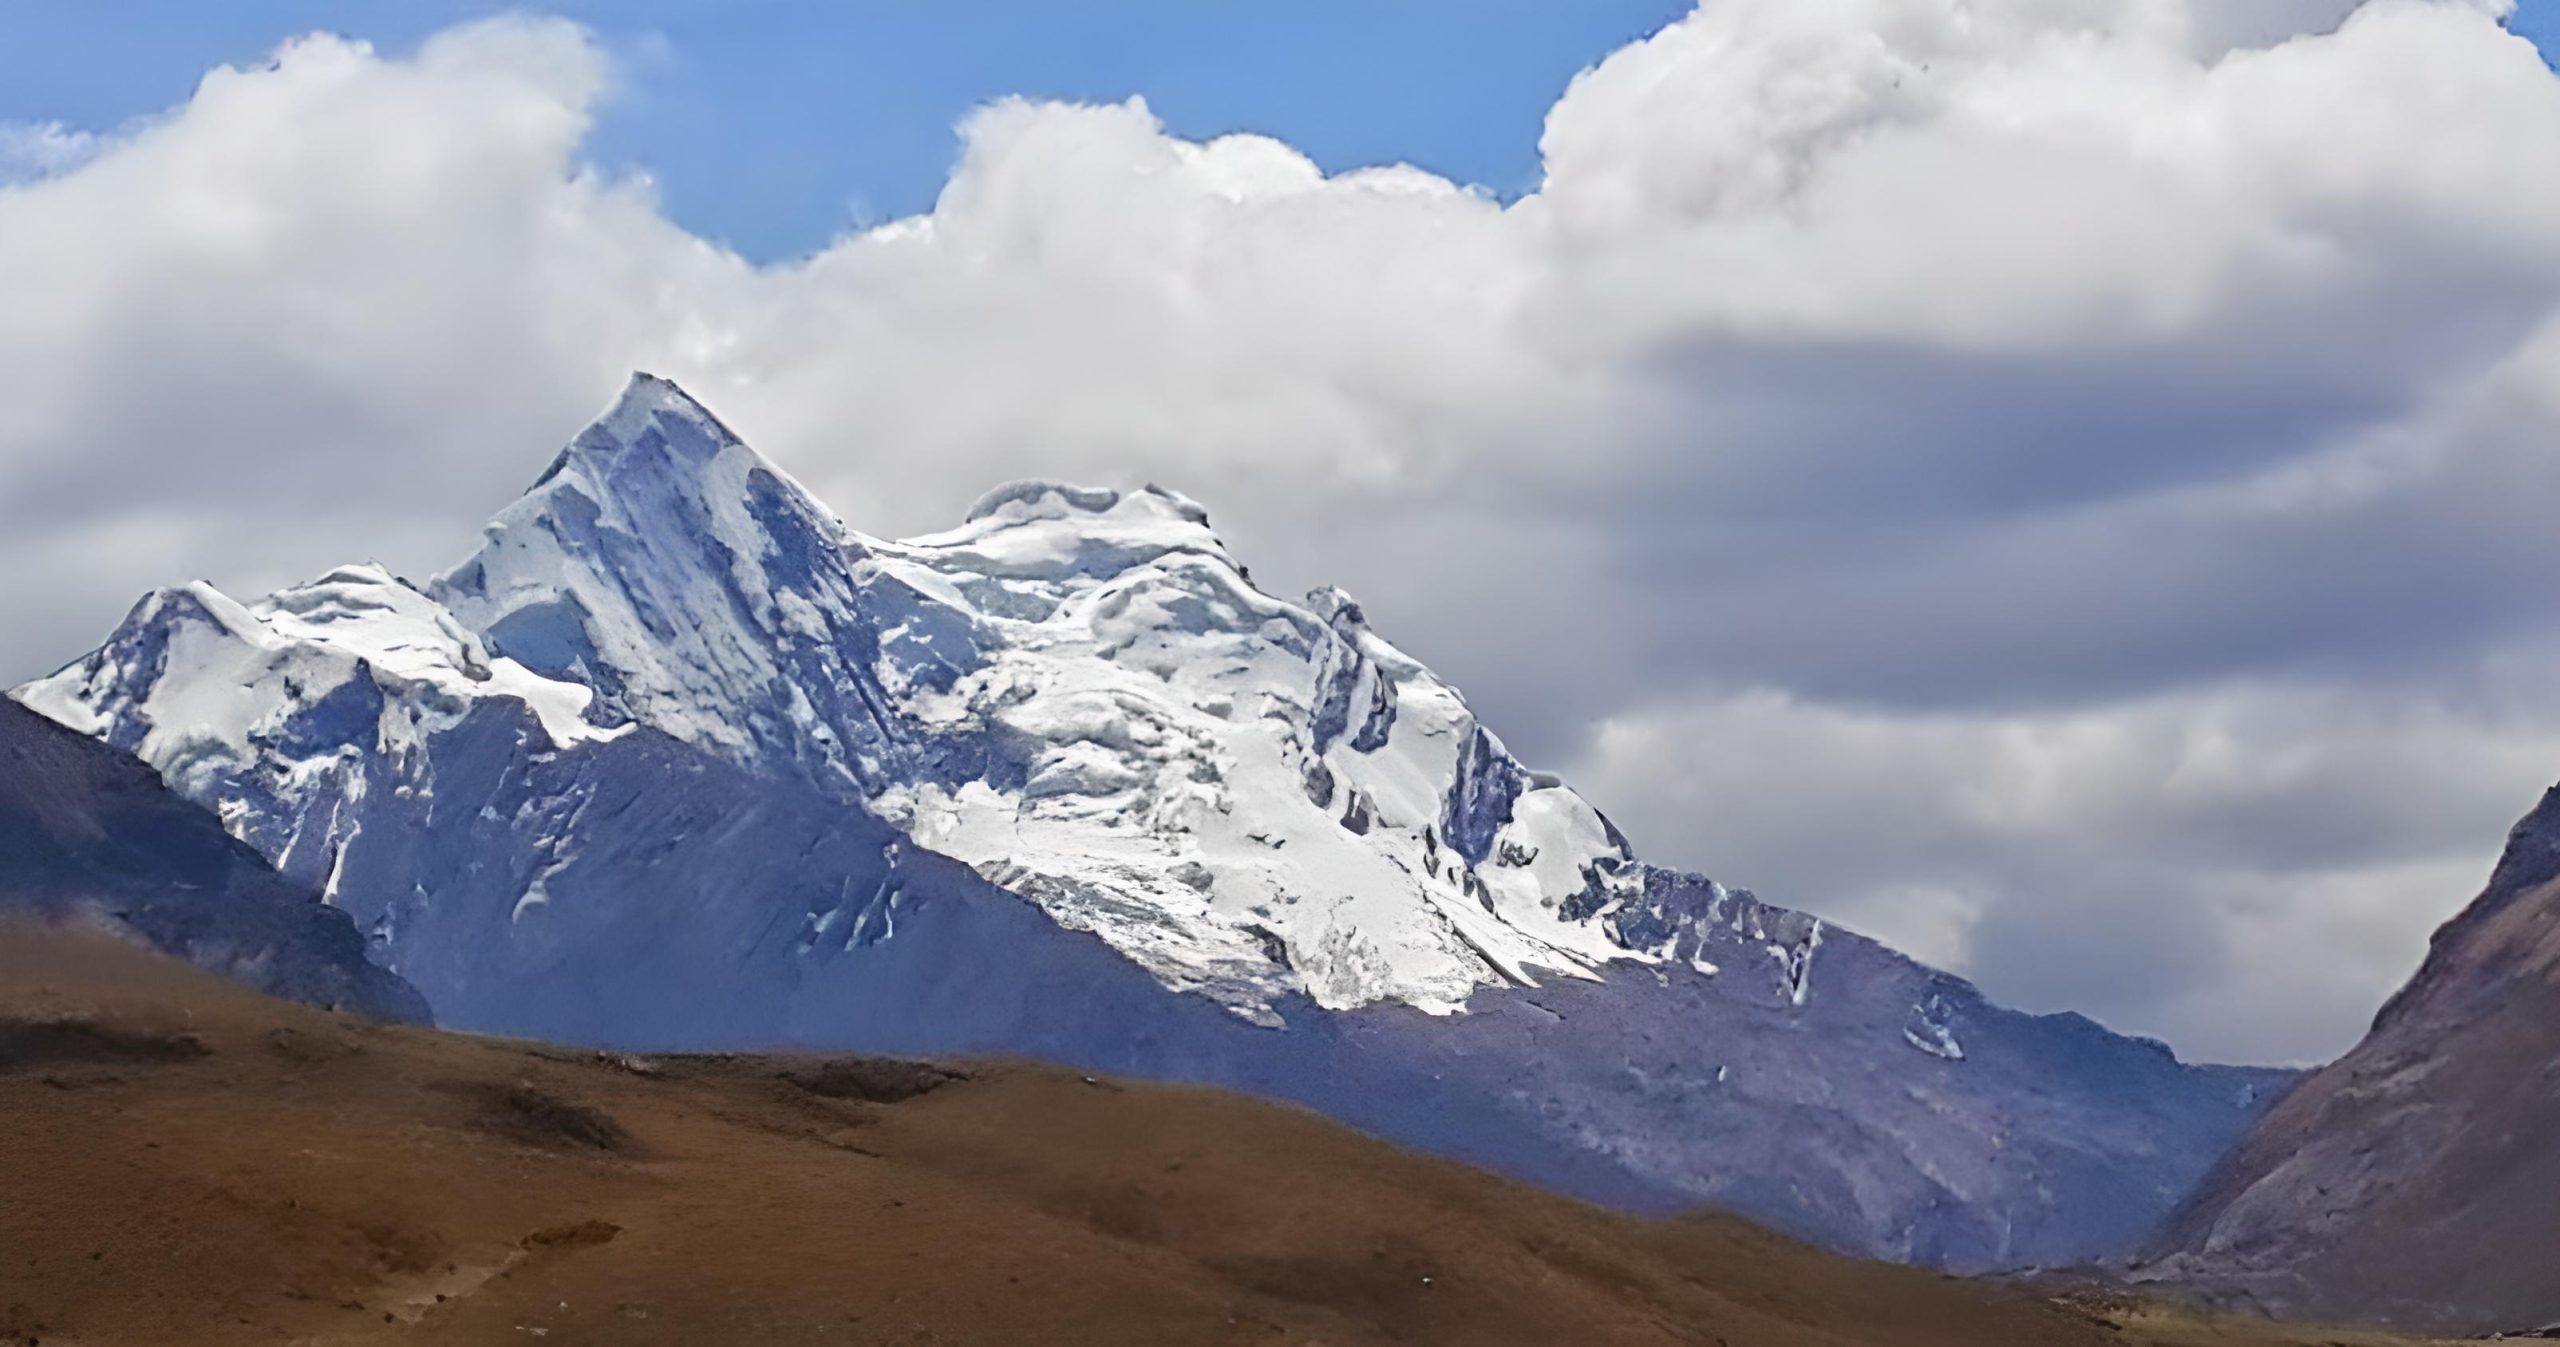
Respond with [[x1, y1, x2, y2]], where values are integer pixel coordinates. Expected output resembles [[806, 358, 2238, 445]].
[[0, 924, 2417, 1347], [0, 697, 426, 1021], [15, 373, 2287, 1269], [2143, 782, 2560, 1333]]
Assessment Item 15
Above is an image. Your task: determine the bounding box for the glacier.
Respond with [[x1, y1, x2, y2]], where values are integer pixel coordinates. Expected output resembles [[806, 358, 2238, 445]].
[[15, 374, 2293, 1268]]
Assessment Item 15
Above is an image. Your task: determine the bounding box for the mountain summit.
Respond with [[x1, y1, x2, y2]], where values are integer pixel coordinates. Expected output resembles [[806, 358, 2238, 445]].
[[17, 375, 2290, 1269]]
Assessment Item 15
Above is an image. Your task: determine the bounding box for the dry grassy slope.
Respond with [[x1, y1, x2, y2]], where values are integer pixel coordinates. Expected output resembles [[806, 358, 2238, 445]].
[[0, 926, 2453, 1347]]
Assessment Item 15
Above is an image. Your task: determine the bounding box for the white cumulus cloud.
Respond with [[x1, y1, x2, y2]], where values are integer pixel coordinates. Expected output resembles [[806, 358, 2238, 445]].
[[0, 120, 100, 183]]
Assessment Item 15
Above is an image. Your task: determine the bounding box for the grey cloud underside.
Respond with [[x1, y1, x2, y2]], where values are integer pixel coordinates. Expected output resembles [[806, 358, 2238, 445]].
[[14, 378, 2286, 1270]]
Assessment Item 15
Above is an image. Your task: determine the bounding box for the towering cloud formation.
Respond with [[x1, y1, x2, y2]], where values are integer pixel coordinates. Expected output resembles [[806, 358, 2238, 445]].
[[2, 0, 2555, 1061]]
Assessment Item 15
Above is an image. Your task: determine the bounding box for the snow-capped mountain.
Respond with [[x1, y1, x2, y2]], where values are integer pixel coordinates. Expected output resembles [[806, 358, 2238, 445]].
[[35, 375, 1717, 1024], [432, 380, 1653, 1021], [16, 375, 2290, 1268]]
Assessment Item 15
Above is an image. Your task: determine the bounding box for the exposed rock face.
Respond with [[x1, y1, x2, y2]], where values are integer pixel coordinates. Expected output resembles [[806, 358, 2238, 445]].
[[0, 697, 427, 1022], [2145, 784, 2560, 1333], [15, 374, 2286, 1269]]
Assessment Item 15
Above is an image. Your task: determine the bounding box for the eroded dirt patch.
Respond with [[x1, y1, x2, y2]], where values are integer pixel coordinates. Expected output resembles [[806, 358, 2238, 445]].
[[522, 1219, 621, 1252], [782, 1056, 963, 1105], [0, 1016, 208, 1072], [1214, 1244, 1450, 1338], [460, 1081, 634, 1154], [265, 1025, 363, 1067]]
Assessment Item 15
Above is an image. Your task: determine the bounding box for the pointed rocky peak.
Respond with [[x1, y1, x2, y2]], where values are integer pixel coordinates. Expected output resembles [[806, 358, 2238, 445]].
[[432, 373, 853, 618], [603, 369, 736, 438], [501, 372, 831, 539], [535, 372, 742, 483], [426, 376, 892, 775]]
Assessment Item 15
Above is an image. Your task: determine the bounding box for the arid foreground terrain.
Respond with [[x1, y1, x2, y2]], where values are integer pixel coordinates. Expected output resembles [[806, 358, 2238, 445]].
[[0, 926, 2461, 1347]]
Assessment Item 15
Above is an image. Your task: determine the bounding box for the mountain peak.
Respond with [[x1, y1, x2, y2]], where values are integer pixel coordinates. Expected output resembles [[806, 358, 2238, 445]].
[[600, 370, 736, 447], [527, 371, 753, 493], [430, 376, 888, 782], [446, 371, 846, 592]]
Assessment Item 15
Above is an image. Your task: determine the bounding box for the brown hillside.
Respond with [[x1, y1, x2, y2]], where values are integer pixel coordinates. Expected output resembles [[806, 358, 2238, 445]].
[[0, 924, 2449, 1347]]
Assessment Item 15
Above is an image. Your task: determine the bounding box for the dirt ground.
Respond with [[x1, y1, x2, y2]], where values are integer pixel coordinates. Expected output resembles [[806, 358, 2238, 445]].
[[0, 925, 2466, 1347]]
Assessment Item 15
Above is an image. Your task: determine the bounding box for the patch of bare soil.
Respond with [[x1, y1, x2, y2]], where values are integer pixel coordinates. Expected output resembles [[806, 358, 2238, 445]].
[[781, 1055, 964, 1103], [457, 1080, 637, 1154], [0, 1014, 207, 1072], [0, 924, 2467, 1347]]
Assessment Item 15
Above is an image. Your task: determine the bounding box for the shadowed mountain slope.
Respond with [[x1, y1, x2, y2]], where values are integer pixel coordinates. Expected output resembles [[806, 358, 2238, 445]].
[[0, 696, 425, 1021]]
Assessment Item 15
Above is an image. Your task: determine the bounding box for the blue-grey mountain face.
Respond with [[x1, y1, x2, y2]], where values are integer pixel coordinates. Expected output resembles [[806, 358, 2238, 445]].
[[14, 375, 2289, 1269], [0, 697, 427, 1023]]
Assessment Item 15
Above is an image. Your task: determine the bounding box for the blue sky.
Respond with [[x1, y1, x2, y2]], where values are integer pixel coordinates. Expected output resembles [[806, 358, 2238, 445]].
[[0, 1, 1695, 261], [2521, 0, 2560, 44]]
